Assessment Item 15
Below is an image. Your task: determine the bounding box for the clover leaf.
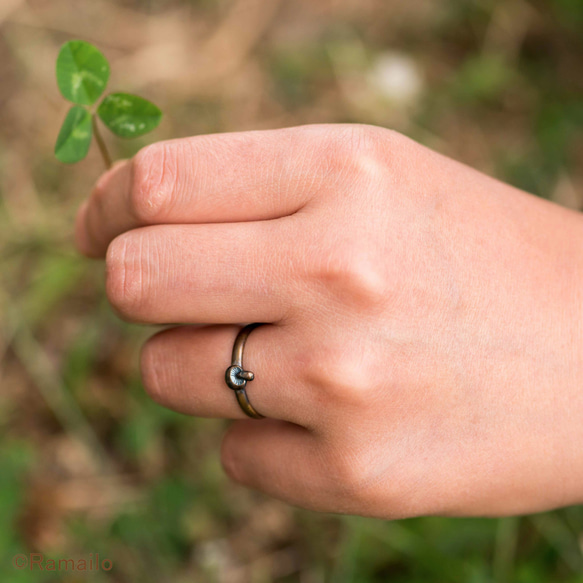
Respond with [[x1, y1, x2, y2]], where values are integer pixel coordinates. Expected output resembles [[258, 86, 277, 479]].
[[54, 40, 162, 167], [56, 40, 110, 106], [98, 93, 162, 138], [54, 106, 93, 164]]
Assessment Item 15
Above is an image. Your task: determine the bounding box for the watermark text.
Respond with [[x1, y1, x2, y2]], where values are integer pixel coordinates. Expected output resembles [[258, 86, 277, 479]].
[[13, 553, 112, 572]]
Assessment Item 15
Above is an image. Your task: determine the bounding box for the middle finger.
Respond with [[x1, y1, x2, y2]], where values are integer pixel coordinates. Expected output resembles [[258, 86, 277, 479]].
[[105, 218, 298, 324]]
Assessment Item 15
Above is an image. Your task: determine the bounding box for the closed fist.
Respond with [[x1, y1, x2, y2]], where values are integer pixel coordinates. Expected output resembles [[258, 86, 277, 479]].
[[75, 124, 583, 518]]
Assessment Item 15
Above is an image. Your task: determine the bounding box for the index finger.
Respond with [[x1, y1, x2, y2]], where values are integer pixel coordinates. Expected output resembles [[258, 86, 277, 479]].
[[75, 124, 353, 257]]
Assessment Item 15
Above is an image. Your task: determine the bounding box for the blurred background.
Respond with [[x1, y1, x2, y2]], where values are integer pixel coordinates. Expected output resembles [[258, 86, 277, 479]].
[[1, 0, 583, 581]]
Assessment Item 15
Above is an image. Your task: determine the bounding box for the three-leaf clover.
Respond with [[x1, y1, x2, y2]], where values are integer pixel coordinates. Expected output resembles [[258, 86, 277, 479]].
[[55, 40, 162, 167]]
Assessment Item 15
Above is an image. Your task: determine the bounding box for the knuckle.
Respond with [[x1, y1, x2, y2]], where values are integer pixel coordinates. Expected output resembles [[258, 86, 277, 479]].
[[105, 232, 147, 318], [130, 141, 178, 222], [338, 125, 406, 190], [297, 124, 406, 196], [302, 345, 374, 406], [346, 125, 396, 180], [290, 126, 372, 193], [310, 244, 387, 311], [325, 444, 426, 519], [324, 446, 380, 504]]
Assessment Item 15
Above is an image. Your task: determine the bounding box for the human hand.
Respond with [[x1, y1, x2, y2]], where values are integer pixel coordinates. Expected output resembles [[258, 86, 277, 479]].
[[75, 124, 583, 518]]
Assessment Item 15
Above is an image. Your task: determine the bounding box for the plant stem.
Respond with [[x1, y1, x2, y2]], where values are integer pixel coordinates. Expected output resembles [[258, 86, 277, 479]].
[[92, 114, 112, 170]]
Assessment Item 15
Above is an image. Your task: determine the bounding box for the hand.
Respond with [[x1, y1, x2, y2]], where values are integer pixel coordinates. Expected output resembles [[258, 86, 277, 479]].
[[75, 124, 583, 518]]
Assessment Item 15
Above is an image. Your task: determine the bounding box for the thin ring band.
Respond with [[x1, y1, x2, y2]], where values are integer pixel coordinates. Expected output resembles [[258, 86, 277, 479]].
[[224, 323, 265, 419]]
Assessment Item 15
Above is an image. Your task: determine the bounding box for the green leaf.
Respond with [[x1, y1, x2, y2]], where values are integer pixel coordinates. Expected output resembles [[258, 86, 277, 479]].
[[97, 93, 162, 138], [56, 40, 110, 105], [54, 106, 93, 164]]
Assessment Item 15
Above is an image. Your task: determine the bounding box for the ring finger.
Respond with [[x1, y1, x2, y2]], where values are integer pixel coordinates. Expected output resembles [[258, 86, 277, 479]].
[[140, 323, 316, 426]]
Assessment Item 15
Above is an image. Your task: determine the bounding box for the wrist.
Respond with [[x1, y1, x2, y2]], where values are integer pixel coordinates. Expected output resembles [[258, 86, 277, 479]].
[[553, 206, 583, 506]]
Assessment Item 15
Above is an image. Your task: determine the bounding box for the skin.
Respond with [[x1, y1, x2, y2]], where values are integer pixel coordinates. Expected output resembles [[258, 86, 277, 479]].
[[75, 124, 583, 519]]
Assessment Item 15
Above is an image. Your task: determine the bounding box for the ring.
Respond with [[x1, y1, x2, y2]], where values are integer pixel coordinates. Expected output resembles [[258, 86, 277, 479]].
[[225, 323, 265, 419]]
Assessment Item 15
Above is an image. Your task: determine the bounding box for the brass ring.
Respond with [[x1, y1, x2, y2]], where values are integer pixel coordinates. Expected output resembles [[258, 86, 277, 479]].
[[225, 323, 265, 419]]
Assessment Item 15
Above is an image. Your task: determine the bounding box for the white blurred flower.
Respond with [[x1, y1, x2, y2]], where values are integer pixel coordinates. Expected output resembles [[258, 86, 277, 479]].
[[368, 52, 423, 104]]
